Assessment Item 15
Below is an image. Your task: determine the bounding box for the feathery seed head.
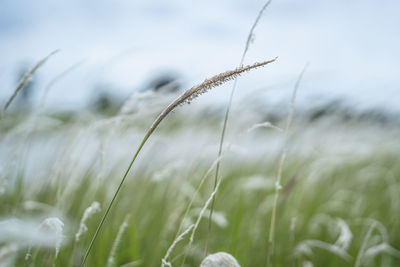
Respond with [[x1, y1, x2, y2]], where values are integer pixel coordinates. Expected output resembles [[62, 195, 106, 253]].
[[81, 58, 277, 265], [76, 201, 101, 242], [39, 217, 64, 257], [181, 59, 277, 106], [200, 252, 241, 267]]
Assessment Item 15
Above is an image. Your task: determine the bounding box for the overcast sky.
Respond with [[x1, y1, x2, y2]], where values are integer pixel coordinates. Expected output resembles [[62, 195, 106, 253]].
[[1, 0, 399, 112]]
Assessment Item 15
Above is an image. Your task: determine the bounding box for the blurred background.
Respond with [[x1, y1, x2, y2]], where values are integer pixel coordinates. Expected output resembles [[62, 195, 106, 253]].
[[1, 1, 400, 266]]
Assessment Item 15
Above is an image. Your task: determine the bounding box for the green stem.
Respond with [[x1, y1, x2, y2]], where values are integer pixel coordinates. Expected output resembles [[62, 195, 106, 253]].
[[80, 59, 276, 266], [205, 0, 273, 255], [81, 132, 150, 267]]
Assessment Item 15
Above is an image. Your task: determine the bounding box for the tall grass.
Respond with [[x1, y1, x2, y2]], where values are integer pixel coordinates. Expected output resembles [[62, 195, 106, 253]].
[[1, 110, 400, 266], [1, 3, 400, 267], [81, 60, 276, 266], [268, 64, 308, 263], [2, 50, 59, 112], [206, 0, 273, 254]]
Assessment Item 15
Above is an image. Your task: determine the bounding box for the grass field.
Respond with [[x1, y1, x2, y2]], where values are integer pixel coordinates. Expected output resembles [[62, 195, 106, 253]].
[[1, 2, 400, 266], [1, 99, 400, 266]]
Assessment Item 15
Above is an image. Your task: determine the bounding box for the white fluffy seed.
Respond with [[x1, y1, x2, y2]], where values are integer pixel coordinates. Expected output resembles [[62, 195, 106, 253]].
[[200, 252, 241, 267], [75, 201, 101, 242], [39, 217, 64, 257]]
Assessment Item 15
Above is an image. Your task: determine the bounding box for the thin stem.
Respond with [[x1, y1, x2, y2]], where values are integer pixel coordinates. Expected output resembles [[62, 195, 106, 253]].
[[81, 133, 150, 267], [205, 0, 273, 255], [81, 60, 276, 266], [354, 222, 376, 267], [3, 50, 59, 112], [267, 64, 308, 264]]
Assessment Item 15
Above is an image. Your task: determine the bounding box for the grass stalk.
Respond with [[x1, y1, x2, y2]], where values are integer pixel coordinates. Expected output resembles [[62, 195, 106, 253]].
[[178, 120, 281, 266], [267, 64, 307, 263], [354, 222, 376, 267], [107, 214, 131, 267], [206, 0, 273, 255], [81, 59, 276, 266], [181, 180, 222, 266], [3, 50, 59, 112], [162, 224, 195, 267]]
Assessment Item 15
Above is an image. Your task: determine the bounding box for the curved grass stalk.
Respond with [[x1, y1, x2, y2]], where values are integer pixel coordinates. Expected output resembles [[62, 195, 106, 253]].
[[80, 59, 276, 266], [206, 0, 273, 255], [3, 50, 59, 112], [162, 224, 195, 267], [178, 120, 281, 267], [107, 214, 131, 267], [354, 222, 377, 267]]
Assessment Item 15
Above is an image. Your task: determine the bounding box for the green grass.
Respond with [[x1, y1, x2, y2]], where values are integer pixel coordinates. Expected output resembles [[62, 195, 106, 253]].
[[1, 114, 399, 266]]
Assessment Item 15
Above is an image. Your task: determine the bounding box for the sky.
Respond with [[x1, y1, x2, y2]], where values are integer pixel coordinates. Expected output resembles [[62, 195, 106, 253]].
[[0, 0, 399, 112]]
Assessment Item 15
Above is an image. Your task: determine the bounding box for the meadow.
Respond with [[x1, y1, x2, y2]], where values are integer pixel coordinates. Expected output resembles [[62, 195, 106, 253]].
[[1, 92, 400, 266], [1, 2, 400, 266]]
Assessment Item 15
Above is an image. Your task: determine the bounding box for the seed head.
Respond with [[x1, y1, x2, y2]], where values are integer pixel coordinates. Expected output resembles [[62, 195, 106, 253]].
[[200, 252, 241, 267]]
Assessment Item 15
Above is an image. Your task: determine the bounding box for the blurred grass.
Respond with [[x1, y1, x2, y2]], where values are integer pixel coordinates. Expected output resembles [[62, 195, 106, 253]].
[[1, 114, 399, 266]]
